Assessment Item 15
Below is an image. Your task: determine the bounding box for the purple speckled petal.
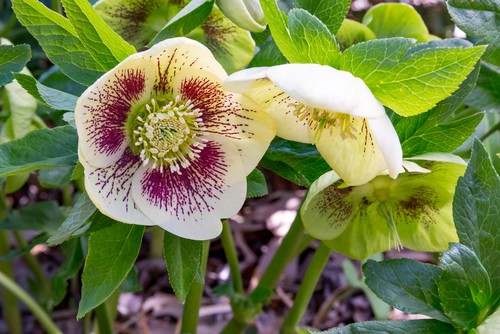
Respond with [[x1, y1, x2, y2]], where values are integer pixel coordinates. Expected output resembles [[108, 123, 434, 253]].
[[82, 148, 155, 226], [76, 56, 155, 168], [131, 135, 246, 240]]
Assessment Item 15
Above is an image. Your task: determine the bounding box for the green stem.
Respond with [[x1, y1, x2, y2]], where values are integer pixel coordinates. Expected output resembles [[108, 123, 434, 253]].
[[149, 226, 164, 259], [0, 270, 62, 334], [280, 242, 332, 334], [12, 231, 51, 297], [480, 120, 500, 141], [220, 221, 243, 294], [0, 14, 17, 39], [180, 240, 209, 334], [94, 302, 114, 334]]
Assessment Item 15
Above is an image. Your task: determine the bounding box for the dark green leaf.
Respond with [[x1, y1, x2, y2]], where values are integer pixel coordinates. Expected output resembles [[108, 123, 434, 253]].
[[260, 137, 331, 187], [11, 0, 106, 86], [292, 0, 351, 35], [60, 0, 135, 70], [246, 169, 268, 198], [248, 39, 287, 68], [50, 239, 84, 306], [390, 61, 483, 157], [163, 231, 203, 303], [78, 223, 145, 318], [363, 259, 449, 323], [0, 44, 31, 86], [453, 139, 500, 298], [47, 192, 96, 246], [119, 267, 142, 293], [466, 62, 500, 113], [0, 201, 64, 232], [0, 126, 78, 178], [315, 319, 457, 334], [14, 73, 78, 111], [148, 0, 215, 47], [38, 166, 74, 188], [447, 0, 500, 65], [438, 243, 492, 330]]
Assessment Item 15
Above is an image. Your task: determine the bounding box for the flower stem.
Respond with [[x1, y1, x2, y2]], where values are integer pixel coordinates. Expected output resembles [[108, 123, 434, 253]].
[[94, 301, 114, 334], [0, 270, 62, 334], [220, 220, 243, 295], [480, 120, 500, 141], [149, 226, 164, 259], [180, 240, 209, 334], [280, 242, 332, 334]]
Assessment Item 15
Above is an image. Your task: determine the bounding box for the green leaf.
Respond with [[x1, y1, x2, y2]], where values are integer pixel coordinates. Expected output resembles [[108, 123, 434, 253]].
[[119, 267, 142, 293], [260, 0, 339, 66], [292, 0, 351, 34], [0, 201, 64, 232], [447, 0, 500, 65], [314, 319, 457, 334], [0, 126, 78, 178], [246, 169, 268, 198], [248, 39, 288, 67], [163, 231, 203, 303], [260, 137, 331, 188], [38, 166, 74, 188], [61, 0, 135, 70], [362, 3, 431, 42], [438, 243, 492, 330], [453, 139, 500, 298], [78, 222, 144, 318], [390, 59, 483, 157], [13, 73, 78, 111], [341, 38, 486, 116], [466, 62, 500, 113], [335, 19, 376, 50], [363, 259, 449, 323], [47, 192, 96, 246], [148, 0, 215, 47], [0, 233, 48, 261], [11, 0, 106, 86], [50, 239, 84, 306], [0, 43, 31, 86]]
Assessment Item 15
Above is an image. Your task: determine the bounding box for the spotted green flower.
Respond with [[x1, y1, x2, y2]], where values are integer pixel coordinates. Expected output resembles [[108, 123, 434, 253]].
[[224, 64, 403, 186], [300, 153, 466, 260], [94, 0, 255, 73], [75, 38, 275, 240]]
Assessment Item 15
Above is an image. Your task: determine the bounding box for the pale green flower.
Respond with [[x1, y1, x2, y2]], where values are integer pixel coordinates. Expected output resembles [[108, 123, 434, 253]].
[[300, 154, 466, 260], [216, 0, 266, 32]]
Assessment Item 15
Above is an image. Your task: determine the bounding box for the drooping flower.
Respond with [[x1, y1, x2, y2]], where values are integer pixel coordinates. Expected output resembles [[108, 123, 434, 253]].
[[300, 153, 466, 260], [216, 0, 266, 32], [75, 38, 275, 240], [224, 64, 403, 186], [94, 0, 255, 73]]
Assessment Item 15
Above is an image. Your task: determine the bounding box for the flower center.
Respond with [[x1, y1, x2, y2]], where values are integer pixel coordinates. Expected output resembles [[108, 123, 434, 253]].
[[291, 103, 357, 142], [129, 96, 207, 173]]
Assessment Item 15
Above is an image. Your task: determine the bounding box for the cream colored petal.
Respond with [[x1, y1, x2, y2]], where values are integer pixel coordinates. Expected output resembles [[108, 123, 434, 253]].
[[81, 148, 155, 226], [223, 66, 269, 92], [406, 152, 467, 165], [402, 160, 431, 173], [267, 64, 386, 119], [131, 135, 247, 240], [315, 117, 388, 186], [75, 55, 156, 168], [172, 69, 275, 174], [366, 116, 403, 179], [146, 37, 227, 95]]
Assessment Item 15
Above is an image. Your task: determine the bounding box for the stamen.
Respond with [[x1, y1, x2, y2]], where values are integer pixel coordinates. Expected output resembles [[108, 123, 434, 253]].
[[378, 203, 403, 251]]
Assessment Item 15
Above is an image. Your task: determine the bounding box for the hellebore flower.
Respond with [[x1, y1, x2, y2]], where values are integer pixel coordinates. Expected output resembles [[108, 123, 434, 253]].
[[216, 0, 266, 32], [75, 38, 275, 240], [300, 153, 466, 260], [224, 64, 403, 186], [94, 0, 255, 73]]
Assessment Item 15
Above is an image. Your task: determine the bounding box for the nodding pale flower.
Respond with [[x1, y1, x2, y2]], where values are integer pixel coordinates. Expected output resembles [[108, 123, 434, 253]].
[[300, 153, 466, 260], [75, 38, 275, 240], [94, 0, 255, 73], [224, 64, 404, 186], [216, 0, 267, 32]]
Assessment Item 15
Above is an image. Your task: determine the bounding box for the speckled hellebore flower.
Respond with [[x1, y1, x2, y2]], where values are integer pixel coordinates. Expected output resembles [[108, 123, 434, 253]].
[[216, 0, 267, 32], [300, 154, 466, 260], [94, 0, 255, 73], [75, 38, 275, 240], [224, 64, 403, 186]]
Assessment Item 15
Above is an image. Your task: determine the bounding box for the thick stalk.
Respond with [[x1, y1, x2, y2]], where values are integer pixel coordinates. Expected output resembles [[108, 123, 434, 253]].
[[220, 221, 243, 294], [94, 302, 114, 334], [280, 242, 332, 334], [0, 270, 62, 334], [149, 226, 164, 259], [180, 240, 209, 334], [480, 120, 500, 141]]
